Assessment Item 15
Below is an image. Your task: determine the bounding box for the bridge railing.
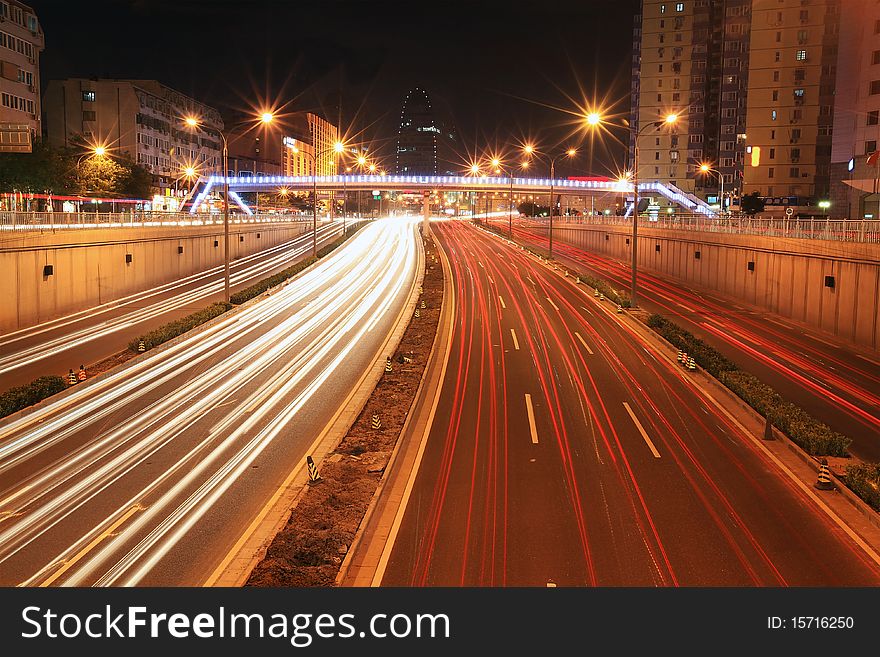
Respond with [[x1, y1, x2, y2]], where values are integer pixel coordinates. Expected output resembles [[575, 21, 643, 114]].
[[0, 211, 317, 230], [481, 214, 880, 245]]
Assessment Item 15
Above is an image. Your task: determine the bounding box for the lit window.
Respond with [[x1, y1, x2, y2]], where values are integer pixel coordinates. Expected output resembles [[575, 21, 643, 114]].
[[82, 91, 96, 102], [676, 2, 684, 11], [660, 4, 666, 13], [771, 110, 777, 121], [796, 50, 807, 61]]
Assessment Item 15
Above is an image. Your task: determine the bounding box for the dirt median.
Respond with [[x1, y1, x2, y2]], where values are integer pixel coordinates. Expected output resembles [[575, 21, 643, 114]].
[[245, 229, 445, 587]]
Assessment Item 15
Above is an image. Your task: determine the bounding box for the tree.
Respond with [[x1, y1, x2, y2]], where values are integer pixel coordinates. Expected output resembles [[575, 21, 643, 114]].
[[76, 156, 125, 196], [0, 140, 78, 193], [740, 192, 765, 216]]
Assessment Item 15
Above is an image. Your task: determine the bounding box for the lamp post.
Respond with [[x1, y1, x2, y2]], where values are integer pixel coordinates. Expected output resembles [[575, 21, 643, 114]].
[[185, 112, 274, 303], [289, 140, 345, 256], [523, 145, 576, 257], [631, 113, 679, 307], [699, 163, 725, 217]]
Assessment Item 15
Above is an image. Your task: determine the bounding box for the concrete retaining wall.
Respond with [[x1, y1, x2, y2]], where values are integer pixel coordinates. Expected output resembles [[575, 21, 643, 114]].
[[0, 222, 311, 332], [547, 223, 880, 351]]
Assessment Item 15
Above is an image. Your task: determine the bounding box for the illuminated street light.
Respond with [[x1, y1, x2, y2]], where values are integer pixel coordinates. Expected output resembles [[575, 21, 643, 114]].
[[585, 112, 602, 127], [699, 162, 725, 217], [630, 111, 680, 307], [522, 145, 577, 256], [291, 138, 349, 255], [184, 110, 277, 301], [93, 145, 107, 157]]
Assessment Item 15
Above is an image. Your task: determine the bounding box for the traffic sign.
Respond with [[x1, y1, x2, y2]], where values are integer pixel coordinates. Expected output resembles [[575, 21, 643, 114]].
[[785, 207, 793, 217]]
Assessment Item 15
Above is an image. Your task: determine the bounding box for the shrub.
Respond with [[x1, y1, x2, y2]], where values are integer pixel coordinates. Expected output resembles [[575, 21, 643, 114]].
[[231, 221, 368, 305], [129, 302, 231, 352], [230, 257, 317, 305], [646, 314, 737, 377], [718, 370, 851, 457], [842, 463, 880, 512], [0, 375, 67, 419]]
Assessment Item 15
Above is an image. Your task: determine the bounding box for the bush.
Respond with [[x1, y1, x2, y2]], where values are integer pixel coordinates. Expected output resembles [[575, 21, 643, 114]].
[[842, 463, 880, 512], [478, 221, 633, 307], [231, 221, 368, 305], [718, 370, 850, 457], [646, 314, 737, 377], [129, 302, 231, 352], [230, 257, 317, 305], [0, 375, 67, 419]]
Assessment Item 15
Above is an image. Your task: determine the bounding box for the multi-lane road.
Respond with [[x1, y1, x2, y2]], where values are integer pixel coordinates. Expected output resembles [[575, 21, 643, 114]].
[[489, 218, 880, 462], [0, 220, 343, 390], [0, 217, 420, 586], [378, 220, 880, 586]]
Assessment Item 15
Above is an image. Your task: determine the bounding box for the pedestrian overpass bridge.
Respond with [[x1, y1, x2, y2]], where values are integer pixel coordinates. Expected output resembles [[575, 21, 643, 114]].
[[185, 174, 716, 217]]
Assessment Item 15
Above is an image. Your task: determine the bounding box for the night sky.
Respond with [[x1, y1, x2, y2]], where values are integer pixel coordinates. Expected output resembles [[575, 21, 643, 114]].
[[38, 0, 640, 177]]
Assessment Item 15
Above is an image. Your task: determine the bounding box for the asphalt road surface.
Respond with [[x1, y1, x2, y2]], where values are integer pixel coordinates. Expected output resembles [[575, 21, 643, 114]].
[[0, 216, 420, 586], [380, 219, 880, 586], [488, 218, 880, 462], [0, 220, 344, 390]]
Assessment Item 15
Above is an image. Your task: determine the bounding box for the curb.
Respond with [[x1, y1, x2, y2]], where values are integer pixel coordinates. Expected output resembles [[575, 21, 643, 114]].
[[476, 222, 880, 536], [204, 219, 426, 587], [336, 226, 454, 586], [0, 223, 351, 429]]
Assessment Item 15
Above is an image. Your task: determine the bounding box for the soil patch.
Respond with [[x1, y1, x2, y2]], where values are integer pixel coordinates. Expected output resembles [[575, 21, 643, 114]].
[[246, 228, 445, 587]]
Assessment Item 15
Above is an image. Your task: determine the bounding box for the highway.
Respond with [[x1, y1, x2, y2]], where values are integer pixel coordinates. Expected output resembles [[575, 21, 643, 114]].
[[0, 216, 420, 586], [489, 218, 880, 462], [0, 221, 343, 391], [379, 220, 880, 586]]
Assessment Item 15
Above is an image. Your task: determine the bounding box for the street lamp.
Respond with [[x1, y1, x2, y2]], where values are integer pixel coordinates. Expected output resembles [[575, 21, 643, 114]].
[[699, 163, 725, 217], [184, 110, 274, 303], [523, 144, 576, 256], [631, 112, 678, 307], [289, 139, 346, 256]]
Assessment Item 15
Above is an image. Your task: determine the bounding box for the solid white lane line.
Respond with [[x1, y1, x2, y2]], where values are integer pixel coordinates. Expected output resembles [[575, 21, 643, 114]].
[[510, 328, 520, 351], [857, 353, 880, 368], [677, 303, 695, 313], [574, 332, 594, 355], [546, 297, 559, 311], [622, 402, 661, 459], [499, 295, 506, 309], [525, 394, 539, 445]]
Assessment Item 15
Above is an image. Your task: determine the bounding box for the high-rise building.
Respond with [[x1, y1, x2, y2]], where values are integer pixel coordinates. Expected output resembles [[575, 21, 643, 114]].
[[830, 0, 879, 219], [0, 1, 44, 152], [632, 1, 750, 203], [396, 87, 459, 175], [742, 0, 841, 206], [44, 78, 223, 192]]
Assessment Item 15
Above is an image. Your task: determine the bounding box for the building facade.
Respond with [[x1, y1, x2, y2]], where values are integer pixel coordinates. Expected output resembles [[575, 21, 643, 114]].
[[44, 78, 223, 193], [742, 0, 841, 206], [830, 0, 880, 219], [632, 0, 751, 206], [0, 0, 43, 152], [395, 87, 459, 175]]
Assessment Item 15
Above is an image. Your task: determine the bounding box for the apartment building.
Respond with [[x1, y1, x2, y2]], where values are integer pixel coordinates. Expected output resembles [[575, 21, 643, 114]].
[[0, 0, 43, 152], [632, 0, 750, 206], [742, 0, 841, 206], [44, 78, 223, 193], [830, 0, 880, 218]]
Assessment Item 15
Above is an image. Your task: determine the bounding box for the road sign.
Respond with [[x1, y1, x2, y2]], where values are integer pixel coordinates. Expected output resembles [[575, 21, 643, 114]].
[[785, 207, 793, 217]]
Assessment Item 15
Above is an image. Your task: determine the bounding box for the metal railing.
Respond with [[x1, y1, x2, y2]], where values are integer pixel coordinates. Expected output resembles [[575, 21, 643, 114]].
[[498, 214, 880, 245], [0, 211, 320, 231]]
